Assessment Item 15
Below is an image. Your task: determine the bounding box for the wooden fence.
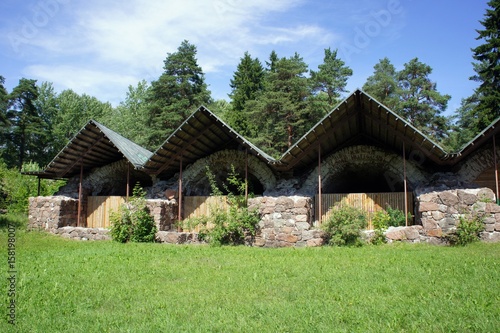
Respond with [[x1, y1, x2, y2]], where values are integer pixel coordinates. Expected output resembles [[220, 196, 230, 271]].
[[314, 192, 413, 229], [182, 196, 230, 232], [86, 196, 126, 228]]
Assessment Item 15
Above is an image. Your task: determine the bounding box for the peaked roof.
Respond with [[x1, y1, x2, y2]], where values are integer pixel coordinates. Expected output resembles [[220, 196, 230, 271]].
[[27, 120, 153, 179], [277, 89, 451, 172], [142, 105, 277, 178], [450, 116, 500, 162]]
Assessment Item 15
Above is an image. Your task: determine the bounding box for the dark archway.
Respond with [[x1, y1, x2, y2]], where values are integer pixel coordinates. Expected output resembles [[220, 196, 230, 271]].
[[323, 166, 405, 193]]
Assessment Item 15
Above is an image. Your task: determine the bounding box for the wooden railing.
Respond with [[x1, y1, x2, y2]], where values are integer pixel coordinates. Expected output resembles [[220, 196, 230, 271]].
[[314, 192, 413, 229]]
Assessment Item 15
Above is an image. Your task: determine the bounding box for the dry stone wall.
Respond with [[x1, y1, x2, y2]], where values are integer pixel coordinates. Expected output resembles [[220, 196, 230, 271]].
[[416, 187, 500, 243], [248, 196, 324, 247], [28, 196, 79, 231]]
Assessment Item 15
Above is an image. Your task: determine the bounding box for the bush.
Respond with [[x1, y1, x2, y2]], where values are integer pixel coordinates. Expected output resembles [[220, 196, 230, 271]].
[[110, 184, 157, 243], [322, 204, 367, 246], [188, 166, 260, 246], [0, 161, 65, 213], [371, 210, 390, 245], [446, 212, 484, 246], [386, 206, 411, 227]]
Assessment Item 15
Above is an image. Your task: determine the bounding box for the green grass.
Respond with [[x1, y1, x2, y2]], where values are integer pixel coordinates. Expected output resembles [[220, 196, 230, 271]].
[[1, 223, 500, 332]]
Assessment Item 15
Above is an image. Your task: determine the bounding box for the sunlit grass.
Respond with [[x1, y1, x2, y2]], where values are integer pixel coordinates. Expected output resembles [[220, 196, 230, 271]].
[[0, 227, 499, 332]]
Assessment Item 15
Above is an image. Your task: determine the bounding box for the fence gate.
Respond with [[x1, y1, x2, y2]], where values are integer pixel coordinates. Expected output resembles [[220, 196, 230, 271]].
[[314, 192, 414, 229], [86, 196, 126, 228]]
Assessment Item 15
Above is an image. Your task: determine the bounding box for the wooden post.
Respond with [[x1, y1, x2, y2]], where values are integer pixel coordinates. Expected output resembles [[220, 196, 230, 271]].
[[178, 155, 183, 230], [494, 136, 499, 204], [37, 177, 41, 196], [126, 162, 130, 202], [245, 149, 249, 203], [318, 144, 322, 226], [77, 164, 83, 227], [403, 142, 408, 227]]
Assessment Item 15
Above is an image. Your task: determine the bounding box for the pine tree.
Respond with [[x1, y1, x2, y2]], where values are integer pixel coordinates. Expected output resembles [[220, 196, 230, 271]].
[[3, 78, 44, 169], [246, 52, 310, 156], [470, 0, 500, 130], [362, 57, 399, 108], [147, 40, 211, 148], [227, 52, 264, 135], [0, 76, 8, 125], [395, 58, 451, 140], [310, 48, 353, 109]]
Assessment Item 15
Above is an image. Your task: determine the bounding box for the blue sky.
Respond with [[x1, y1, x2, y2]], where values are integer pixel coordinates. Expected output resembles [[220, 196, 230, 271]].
[[0, 0, 489, 116]]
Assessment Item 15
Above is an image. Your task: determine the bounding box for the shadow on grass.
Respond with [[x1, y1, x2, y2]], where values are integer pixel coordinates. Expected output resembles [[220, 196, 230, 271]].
[[0, 213, 28, 230]]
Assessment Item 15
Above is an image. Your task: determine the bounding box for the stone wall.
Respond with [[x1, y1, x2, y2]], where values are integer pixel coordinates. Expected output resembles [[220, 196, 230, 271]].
[[416, 187, 500, 243], [145, 199, 178, 231], [52, 227, 111, 240], [28, 196, 79, 231], [248, 196, 324, 247]]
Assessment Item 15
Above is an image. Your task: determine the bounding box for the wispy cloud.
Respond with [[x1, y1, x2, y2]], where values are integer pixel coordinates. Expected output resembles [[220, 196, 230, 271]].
[[1, 0, 338, 103]]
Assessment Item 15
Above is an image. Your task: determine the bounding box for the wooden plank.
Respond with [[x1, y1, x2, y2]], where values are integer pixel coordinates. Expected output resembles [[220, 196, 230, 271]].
[[315, 192, 414, 229], [183, 196, 229, 232], [86, 196, 125, 228]]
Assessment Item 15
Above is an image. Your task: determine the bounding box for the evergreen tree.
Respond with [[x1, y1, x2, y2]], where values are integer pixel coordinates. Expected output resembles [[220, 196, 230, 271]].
[[395, 58, 451, 140], [147, 40, 211, 148], [0, 76, 8, 125], [310, 48, 353, 109], [246, 52, 311, 156], [362, 57, 399, 108], [3, 78, 44, 169], [469, 0, 500, 130], [227, 52, 264, 135], [34, 82, 59, 165], [444, 94, 481, 151]]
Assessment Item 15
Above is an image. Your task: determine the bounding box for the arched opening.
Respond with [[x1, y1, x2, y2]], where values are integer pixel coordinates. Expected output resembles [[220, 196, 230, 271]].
[[323, 166, 406, 193]]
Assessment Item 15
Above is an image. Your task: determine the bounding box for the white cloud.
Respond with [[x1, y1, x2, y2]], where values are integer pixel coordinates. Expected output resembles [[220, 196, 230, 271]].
[[4, 0, 340, 103]]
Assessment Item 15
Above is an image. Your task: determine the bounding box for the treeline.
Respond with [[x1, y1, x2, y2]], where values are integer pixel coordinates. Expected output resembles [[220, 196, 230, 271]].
[[1, 1, 499, 171]]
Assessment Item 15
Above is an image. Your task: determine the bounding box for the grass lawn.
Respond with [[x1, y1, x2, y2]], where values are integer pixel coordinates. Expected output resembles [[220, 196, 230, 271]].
[[1, 220, 500, 332]]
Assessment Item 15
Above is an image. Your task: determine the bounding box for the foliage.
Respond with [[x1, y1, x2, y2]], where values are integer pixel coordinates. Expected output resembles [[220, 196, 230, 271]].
[[146, 40, 212, 148], [110, 183, 157, 243], [322, 204, 367, 246], [104, 80, 152, 150], [310, 48, 353, 109], [446, 211, 485, 246], [362, 57, 399, 108], [227, 52, 264, 136], [363, 57, 451, 143], [1, 78, 46, 169], [386, 205, 411, 227], [0, 160, 65, 213], [190, 165, 260, 246], [469, 0, 500, 131], [371, 210, 390, 245]]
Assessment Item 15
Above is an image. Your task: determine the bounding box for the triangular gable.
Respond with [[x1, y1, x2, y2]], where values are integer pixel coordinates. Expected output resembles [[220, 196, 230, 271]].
[[30, 120, 153, 179], [142, 106, 277, 178], [277, 89, 451, 172]]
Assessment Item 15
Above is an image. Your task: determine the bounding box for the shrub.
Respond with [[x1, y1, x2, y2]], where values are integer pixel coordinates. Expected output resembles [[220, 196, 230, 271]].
[[0, 161, 65, 213], [446, 212, 484, 246], [189, 166, 260, 246], [386, 206, 411, 227], [322, 204, 367, 246], [110, 184, 157, 243], [371, 210, 390, 245]]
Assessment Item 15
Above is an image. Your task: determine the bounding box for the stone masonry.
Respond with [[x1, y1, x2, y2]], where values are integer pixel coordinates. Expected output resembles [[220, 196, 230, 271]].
[[248, 196, 324, 247], [416, 187, 500, 243]]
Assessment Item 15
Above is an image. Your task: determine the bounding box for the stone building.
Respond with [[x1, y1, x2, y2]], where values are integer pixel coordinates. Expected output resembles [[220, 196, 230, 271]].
[[27, 89, 500, 245]]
